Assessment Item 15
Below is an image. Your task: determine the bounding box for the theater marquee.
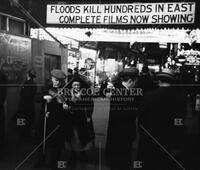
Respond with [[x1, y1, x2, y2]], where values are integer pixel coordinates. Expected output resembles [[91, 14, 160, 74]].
[[46, 2, 195, 25]]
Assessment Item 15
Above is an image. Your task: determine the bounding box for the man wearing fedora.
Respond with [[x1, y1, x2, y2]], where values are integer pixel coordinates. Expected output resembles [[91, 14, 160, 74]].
[[138, 68, 186, 170], [105, 67, 142, 170]]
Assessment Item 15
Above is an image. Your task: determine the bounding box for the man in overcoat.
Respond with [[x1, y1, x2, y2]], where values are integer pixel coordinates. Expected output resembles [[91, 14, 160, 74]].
[[105, 67, 142, 170], [16, 69, 37, 138], [138, 68, 187, 170], [34, 69, 68, 170]]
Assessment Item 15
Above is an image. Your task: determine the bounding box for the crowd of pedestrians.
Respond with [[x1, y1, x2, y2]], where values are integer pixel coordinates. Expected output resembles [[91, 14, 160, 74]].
[[0, 65, 198, 170]]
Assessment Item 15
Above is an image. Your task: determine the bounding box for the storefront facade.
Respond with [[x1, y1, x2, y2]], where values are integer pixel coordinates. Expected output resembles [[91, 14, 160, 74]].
[[27, 0, 199, 85], [2, 0, 200, 85]]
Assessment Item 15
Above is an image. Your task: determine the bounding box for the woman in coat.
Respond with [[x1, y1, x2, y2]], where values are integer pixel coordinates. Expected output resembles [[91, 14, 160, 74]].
[[64, 74, 95, 163]]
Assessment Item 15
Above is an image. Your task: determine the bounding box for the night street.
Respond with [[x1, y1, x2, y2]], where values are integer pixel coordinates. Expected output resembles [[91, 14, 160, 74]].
[[1, 1, 200, 170], [0, 98, 200, 170]]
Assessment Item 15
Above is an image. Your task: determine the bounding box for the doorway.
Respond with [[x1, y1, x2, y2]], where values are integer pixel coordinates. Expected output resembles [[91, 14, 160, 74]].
[[44, 54, 61, 84]]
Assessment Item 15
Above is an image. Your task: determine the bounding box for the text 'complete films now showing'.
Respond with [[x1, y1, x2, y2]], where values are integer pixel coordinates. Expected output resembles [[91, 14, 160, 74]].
[[47, 2, 195, 24]]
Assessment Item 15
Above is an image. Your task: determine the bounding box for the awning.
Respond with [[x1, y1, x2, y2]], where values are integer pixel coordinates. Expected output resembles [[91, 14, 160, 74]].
[[31, 27, 200, 43]]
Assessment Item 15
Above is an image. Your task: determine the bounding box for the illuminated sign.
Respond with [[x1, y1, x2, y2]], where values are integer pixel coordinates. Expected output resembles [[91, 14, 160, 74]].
[[178, 49, 200, 56], [178, 50, 200, 65], [46, 2, 195, 25], [186, 56, 200, 65]]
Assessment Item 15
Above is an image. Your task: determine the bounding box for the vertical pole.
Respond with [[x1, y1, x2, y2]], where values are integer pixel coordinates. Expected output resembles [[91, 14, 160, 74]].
[[43, 102, 48, 153], [94, 50, 100, 89]]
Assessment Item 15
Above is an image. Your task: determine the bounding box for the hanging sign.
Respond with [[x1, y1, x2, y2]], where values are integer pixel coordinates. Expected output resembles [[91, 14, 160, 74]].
[[47, 2, 195, 25]]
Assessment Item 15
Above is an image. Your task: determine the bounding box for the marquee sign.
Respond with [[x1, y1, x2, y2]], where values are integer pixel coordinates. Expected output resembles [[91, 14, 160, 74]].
[[46, 2, 195, 25]]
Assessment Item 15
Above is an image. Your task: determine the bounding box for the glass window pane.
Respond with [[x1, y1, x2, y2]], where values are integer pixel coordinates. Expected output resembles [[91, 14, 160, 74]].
[[9, 19, 24, 35], [0, 15, 7, 30]]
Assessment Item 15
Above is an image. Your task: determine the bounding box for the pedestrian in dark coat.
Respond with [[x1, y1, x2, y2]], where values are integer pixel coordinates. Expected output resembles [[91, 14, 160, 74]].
[[105, 67, 142, 170], [16, 69, 37, 137], [64, 74, 95, 163], [34, 69, 69, 170], [99, 80, 108, 97], [0, 70, 7, 159], [138, 68, 187, 170], [139, 65, 156, 93]]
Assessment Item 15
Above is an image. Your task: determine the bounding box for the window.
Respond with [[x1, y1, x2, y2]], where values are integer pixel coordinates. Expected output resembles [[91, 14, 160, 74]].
[[9, 18, 24, 35], [0, 15, 7, 31], [0, 13, 28, 36]]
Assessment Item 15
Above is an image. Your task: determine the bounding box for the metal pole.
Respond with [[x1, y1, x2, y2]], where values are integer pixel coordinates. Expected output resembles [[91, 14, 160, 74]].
[[94, 50, 100, 89], [43, 102, 48, 153]]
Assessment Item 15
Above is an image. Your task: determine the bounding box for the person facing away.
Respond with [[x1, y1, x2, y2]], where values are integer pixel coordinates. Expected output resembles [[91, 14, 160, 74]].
[[139, 65, 156, 93], [138, 68, 187, 170], [16, 69, 37, 138], [105, 67, 143, 170]]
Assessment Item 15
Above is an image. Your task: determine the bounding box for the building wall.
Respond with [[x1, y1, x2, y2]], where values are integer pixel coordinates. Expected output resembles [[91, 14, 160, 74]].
[[0, 32, 32, 141], [31, 38, 68, 86], [2, 37, 68, 142], [31, 39, 68, 138]]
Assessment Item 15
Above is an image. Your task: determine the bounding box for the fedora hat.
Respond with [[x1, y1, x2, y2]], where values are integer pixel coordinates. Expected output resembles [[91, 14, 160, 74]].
[[156, 68, 175, 80], [119, 67, 139, 78], [51, 69, 66, 80]]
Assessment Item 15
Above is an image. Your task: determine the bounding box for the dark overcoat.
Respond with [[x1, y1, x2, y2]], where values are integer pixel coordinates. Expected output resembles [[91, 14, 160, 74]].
[[17, 78, 37, 122], [35, 85, 67, 148], [64, 89, 95, 148], [138, 86, 187, 170], [105, 83, 141, 170]]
